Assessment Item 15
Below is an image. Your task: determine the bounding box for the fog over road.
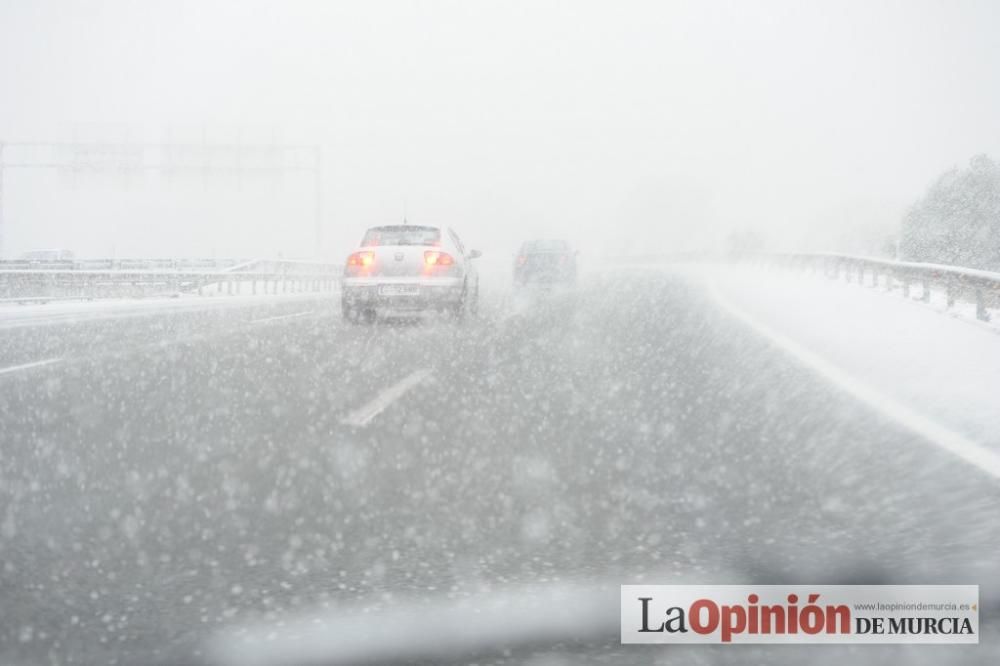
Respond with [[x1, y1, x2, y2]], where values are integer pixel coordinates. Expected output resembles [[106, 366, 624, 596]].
[[1, 270, 998, 665]]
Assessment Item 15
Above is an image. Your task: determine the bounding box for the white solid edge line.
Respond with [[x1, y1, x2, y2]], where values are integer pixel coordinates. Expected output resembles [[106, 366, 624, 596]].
[[706, 279, 1000, 481], [0, 357, 62, 375], [340, 368, 433, 427], [250, 310, 315, 324]]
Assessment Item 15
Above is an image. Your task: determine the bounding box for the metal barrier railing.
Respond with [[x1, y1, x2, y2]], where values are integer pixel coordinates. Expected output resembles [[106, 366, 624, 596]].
[[0, 257, 340, 271], [0, 257, 248, 272], [0, 261, 341, 303], [750, 252, 1000, 321]]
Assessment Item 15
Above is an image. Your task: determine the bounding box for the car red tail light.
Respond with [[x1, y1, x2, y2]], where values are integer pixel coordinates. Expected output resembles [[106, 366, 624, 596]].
[[424, 251, 455, 267], [516, 255, 527, 265], [346, 251, 375, 269]]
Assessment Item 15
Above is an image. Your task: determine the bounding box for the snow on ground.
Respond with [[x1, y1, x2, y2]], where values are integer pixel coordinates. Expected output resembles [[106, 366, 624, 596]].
[[700, 264, 1000, 460], [0, 291, 333, 329]]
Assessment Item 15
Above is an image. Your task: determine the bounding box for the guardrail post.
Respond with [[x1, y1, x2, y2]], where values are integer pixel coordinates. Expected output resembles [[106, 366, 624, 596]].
[[921, 279, 930, 303], [946, 279, 956, 308], [976, 289, 990, 321]]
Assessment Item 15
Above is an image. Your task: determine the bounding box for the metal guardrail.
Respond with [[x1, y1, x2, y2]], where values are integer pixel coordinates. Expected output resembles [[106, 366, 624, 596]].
[[0, 257, 343, 271], [0, 257, 249, 271], [750, 252, 1000, 321], [0, 258, 342, 303]]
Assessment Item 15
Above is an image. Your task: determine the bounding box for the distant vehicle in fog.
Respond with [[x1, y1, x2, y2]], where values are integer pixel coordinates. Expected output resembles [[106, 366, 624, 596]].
[[341, 224, 481, 323], [513, 239, 577, 288], [18, 249, 76, 262]]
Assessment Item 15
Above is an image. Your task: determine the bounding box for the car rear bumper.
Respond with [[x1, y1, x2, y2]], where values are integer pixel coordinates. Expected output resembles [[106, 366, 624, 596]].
[[342, 278, 464, 310]]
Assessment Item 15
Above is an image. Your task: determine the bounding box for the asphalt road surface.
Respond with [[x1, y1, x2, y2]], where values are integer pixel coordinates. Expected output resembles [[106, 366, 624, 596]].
[[1, 270, 998, 665]]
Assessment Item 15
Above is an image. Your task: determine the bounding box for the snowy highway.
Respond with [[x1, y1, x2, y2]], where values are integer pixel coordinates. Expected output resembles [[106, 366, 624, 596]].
[[5, 1, 1000, 662], [2, 269, 999, 665]]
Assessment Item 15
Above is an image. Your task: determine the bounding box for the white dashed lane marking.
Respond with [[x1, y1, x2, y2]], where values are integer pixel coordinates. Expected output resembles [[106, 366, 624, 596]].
[[340, 368, 433, 427], [0, 358, 63, 376], [250, 310, 315, 324]]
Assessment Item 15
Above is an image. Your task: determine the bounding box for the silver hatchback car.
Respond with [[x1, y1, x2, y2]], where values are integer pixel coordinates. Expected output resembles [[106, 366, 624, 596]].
[[341, 224, 481, 322]]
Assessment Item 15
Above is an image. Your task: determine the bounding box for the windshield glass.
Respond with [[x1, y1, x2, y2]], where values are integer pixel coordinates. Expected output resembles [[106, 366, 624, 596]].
[[2, 2, 999, 666]]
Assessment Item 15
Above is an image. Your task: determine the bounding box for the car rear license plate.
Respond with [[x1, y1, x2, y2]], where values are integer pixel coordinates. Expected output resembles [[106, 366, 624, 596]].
[[379, 284, 421, 296]]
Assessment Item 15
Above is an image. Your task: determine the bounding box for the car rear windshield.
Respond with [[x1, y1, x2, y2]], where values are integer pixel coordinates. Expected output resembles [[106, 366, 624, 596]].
[[361, 226, 441, 247], [523, 239, 570, 252]]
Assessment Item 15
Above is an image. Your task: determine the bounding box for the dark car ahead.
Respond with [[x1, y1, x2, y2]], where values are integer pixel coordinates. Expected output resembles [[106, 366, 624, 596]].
[[513, 239, 577, 288]]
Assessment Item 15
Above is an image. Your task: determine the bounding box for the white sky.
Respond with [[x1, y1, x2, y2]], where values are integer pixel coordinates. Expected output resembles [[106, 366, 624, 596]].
[[1, 0, 999, 259]]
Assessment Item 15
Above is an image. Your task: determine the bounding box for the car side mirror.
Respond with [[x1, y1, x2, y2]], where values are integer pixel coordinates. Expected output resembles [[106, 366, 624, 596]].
[[468, 249, 482, 259]]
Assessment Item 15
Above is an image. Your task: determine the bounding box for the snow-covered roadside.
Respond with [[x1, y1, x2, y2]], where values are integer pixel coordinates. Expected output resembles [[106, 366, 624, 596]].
[[694, 264, 1000, 463], [0, 291, 336, 329]]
